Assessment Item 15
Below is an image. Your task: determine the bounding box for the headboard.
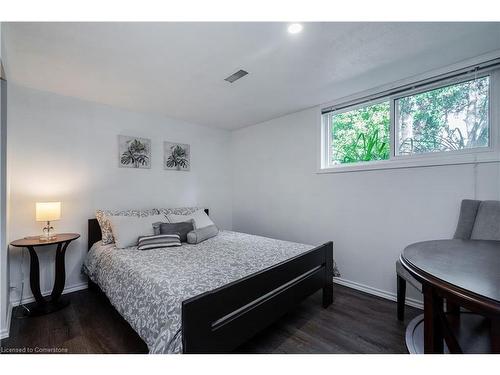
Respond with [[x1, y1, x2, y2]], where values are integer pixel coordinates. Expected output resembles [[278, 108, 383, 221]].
[[88, 208, 209, 250]]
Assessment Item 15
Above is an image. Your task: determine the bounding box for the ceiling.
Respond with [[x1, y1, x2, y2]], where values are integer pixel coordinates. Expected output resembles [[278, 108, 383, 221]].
[[4, 22, 500, 130]]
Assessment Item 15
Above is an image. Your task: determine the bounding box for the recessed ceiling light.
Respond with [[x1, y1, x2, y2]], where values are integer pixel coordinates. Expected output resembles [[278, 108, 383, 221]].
[[287, 23, 303, 34]]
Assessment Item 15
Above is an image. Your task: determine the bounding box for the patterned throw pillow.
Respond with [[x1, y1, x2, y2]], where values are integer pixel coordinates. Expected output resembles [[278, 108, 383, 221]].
[[157, 207, 202, 219], [137, 234, 182, 250], [95, 208, 158, 245]]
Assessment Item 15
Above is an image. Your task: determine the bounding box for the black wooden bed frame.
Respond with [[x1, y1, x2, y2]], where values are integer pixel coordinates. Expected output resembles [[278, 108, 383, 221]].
[[87, 209, 334, 353]]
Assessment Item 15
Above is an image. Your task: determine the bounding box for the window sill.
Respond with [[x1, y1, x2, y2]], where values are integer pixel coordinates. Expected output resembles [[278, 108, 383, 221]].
[[317, 151, 500, 174]]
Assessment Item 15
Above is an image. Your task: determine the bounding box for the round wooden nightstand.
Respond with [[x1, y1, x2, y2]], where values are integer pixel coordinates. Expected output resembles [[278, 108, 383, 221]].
[[10, 233, 80, 316]]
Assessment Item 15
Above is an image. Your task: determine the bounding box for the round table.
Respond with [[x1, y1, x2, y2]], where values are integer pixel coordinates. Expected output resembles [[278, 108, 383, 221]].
[[10, 233, 80, 316], [400, 239, 500, 354]]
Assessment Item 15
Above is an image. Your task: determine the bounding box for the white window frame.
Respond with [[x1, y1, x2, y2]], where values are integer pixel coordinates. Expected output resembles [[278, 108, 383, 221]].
[[318, 59, 500, 174]]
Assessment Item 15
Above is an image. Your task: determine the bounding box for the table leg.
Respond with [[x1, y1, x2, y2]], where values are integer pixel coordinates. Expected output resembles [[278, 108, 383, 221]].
[[397, 275, 406, 321], [26, 246, 45, 305], [491, 317, 500, 354], [51, 241, 69, 301], [423, 284, 444, 354]]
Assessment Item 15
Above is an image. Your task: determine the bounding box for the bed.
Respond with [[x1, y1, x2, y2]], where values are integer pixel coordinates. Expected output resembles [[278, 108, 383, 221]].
[[83, 211, 337, 353]]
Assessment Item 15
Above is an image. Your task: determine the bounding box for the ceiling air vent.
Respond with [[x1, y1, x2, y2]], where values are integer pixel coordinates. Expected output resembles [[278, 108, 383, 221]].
[[224, 69, 248, 83]]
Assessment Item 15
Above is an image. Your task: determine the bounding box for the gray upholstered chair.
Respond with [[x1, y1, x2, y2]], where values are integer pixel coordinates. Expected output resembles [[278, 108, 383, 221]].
[[396, 199, 500, 320]]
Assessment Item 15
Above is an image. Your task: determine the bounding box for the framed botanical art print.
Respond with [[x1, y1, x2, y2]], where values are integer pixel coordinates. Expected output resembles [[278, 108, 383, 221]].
[[118, 135, 151, 169], [164, 141, 190, 171]]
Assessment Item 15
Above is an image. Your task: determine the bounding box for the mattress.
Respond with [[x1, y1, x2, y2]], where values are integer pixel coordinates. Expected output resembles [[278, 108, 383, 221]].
[[83, 230, 330, 353]]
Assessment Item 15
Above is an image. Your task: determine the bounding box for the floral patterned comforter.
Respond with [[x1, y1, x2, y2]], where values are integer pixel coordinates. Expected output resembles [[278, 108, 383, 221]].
[[83, 230, 334, 353]]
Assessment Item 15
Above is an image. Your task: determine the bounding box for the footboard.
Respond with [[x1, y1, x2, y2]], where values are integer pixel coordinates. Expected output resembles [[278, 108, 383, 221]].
[[182, 241, 334, 353]]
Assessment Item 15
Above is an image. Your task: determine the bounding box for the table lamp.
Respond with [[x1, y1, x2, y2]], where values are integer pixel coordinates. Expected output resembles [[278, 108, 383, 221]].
[[36, 202, 61, 241]]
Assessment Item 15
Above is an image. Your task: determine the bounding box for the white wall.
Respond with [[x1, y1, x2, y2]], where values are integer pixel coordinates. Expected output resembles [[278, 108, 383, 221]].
[[231, 106, 500, 302], [0, 21, 10, 338], [7, 84, 233, 304]]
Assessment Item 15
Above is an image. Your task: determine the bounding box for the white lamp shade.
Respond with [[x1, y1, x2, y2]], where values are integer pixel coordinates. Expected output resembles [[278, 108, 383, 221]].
[[36, 202, 61, 222]]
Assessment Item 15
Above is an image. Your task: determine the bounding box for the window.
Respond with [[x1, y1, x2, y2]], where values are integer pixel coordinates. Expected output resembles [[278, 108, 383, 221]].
[[396, 77, 489, 156], [330, 101, 390, 165], [320, 63, 499, 172]]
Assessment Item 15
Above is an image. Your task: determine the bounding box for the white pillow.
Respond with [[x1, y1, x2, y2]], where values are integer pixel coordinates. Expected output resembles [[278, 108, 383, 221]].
[[109, 214, 166, 249], [166, 209, 215, 229]]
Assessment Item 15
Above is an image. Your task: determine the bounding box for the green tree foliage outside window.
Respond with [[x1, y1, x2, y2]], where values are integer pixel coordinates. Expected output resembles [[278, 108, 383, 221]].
[[397, 77, 489, 155], [328, 76, 489, 166], [330, 102, 390, 164]]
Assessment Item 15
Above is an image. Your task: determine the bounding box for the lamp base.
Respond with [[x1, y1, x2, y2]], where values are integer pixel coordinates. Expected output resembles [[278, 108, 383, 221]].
[[41, 220, 56, 241], [39, 234, 57, 241]]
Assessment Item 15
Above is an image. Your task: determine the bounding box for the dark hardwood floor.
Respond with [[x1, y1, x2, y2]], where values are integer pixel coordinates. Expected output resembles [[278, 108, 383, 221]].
[[1, 284, 419, 354]]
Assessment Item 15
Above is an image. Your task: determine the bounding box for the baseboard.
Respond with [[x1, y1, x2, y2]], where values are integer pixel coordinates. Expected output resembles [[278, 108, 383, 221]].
[[0, 301, 13, 339], [333, 277, 424, 310], [9, 282, 89, 308]]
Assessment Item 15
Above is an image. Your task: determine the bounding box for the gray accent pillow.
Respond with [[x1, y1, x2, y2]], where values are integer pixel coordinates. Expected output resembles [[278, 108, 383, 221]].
[[153, 220, 194, 242], [187, 225, 219, 244]]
